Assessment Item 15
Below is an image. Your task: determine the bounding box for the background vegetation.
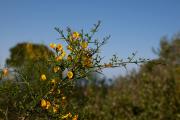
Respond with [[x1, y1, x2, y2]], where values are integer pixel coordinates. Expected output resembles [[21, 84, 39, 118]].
[[0, 29, 180, 120]]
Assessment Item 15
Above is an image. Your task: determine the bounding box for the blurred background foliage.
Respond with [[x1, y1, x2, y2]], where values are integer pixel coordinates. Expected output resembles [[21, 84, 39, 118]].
[[6, 42, 54, 81], [0, 34, 180, 120]]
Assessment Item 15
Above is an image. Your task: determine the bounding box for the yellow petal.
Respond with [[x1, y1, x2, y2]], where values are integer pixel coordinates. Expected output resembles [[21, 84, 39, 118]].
[[45, 101, 51, 109], [53, 66, 60, 73], [40, 74, 46, 81], [67, 71, 73, 79], [72, 32, 80, 39], [72, 115, 78, 120], [56, 44, 63, 51], [67, 45, 73, 51], [51, 79, 56, 84], [41, 99, 47, 108], [81, 41, 88, 49], [53, 106, 58, 113], [49, 43, 56, 49], [56, 56, 63, 61]]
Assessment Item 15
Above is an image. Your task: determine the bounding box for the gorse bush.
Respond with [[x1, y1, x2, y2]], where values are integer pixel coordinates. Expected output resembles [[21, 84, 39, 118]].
[[0, 22, 146, 120]]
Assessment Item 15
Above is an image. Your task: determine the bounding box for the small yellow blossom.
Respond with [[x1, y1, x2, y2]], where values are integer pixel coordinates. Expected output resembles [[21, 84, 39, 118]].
[[56, 44, 63, 51], [67, 45, 73, 51], [40, 74, 46, 81], [84, 60, 92, 67], [83, 57, 92, 67], [56, 55, 63, 61], [49, 43, 56, 49], [61, 50, 66, 57], [72, 32, 80, 39], [67, 71, 73, 79], [81, 41, 88, 49], [51, 79, 56, 84], [45, 101, 51, 109], [2, 68, 8, 76], [40, 99, 51, 109], [68, 112, 72, 118], [72, 115, 78, 120], [53, 106, 58, 113], [53, 66, 60, 73], [41, 99, 47, 108]]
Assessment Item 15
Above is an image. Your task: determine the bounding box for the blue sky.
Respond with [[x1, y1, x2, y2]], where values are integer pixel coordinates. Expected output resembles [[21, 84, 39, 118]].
[[0, 0, 180, 78]]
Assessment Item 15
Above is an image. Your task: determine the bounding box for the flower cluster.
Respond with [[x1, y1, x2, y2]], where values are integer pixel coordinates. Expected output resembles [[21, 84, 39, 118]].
[[37, 26, 116, 118], [38, 31, 93, 119]]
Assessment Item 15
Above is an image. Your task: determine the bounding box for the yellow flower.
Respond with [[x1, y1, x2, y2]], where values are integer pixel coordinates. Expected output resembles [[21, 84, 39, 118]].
[[49, 43, 56, 49], [61, 50, 66, 57], [45, 101, 51, 109], [67, 55, 72, 61], [56, 44, 63, 51], [67, 45, 73, 51], [72, 115, 78, 120], [55, 51, 66, 61], [68, 112, 72, 117], [53, 106, 58, 113], [81, 41, 88, 49], [51, 79, 56, 84], [84, 60, 92, 67], [2, 68, 8, 76], [72, 32, 80, 39], [53, 66, 60, 73], [41, 99, 47, 108], [67, 71, 73, 79], [56, 55, 63, 61], [83, 57, 92, 67], [40, 74, 46, 81], [40, 99, 51, 109]]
